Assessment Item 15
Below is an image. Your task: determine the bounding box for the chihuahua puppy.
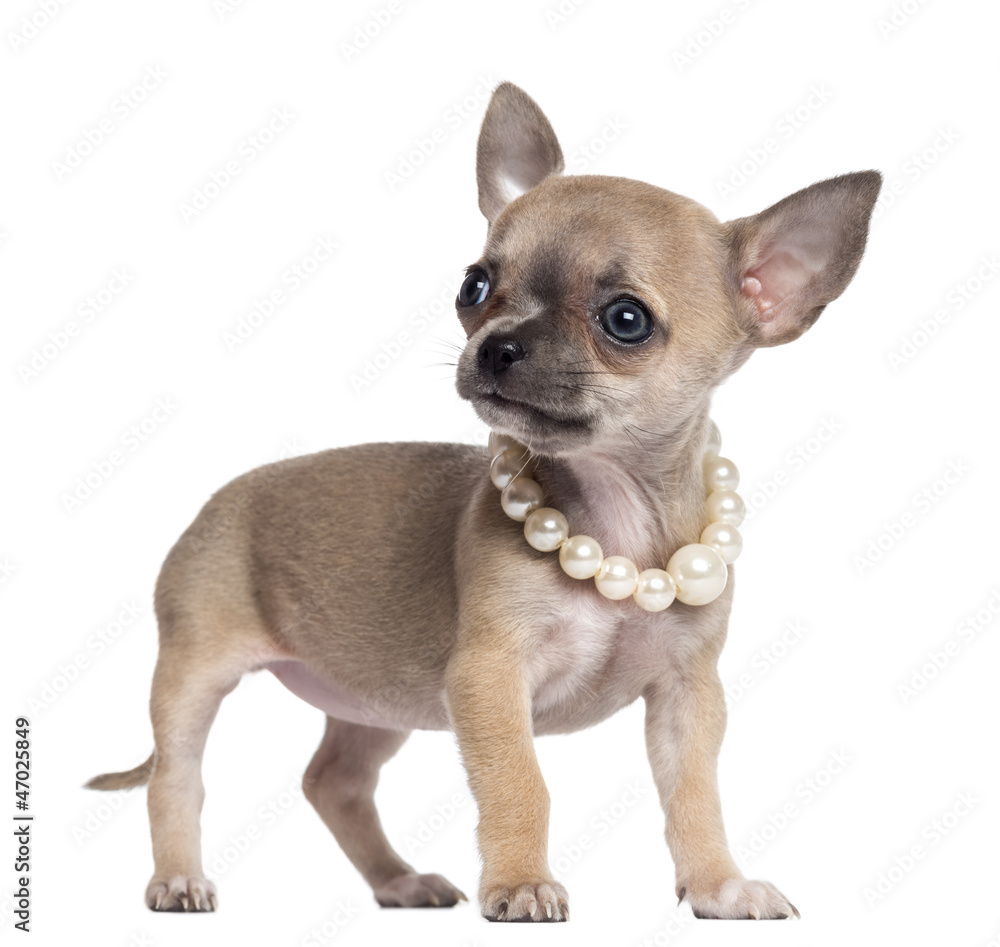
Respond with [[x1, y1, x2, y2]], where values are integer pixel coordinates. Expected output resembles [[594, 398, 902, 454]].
[[89, 82, 879, 922]]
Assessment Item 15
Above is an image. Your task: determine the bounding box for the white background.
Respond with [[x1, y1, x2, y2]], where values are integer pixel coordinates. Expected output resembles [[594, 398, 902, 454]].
[[3, 0, 999, 945]]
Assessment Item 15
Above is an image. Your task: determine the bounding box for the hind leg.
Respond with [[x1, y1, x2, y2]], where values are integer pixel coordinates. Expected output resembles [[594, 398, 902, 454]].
[[144, 642, 246, 912], [303, 717, 467, 908]]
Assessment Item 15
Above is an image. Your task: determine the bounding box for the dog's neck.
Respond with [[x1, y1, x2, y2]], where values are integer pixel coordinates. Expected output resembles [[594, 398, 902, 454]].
[[529, 410, 711, 570]]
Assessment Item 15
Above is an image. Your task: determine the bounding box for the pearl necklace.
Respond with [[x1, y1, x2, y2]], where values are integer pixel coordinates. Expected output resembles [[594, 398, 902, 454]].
[[488, 421, 746, 611]]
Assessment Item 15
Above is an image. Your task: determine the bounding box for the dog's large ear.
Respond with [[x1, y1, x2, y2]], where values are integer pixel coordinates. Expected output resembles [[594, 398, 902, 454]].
[[725, 171, 882, 346], [476, 82, 564, 224]]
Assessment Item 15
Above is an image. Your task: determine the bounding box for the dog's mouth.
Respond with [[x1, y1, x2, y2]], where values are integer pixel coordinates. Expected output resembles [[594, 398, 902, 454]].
[[455, 345, 596, 453], [470, 390, 594, 452], [479, 389, 589, 425]]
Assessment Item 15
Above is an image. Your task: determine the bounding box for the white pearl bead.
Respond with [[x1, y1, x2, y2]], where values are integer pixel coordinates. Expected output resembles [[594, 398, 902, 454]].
[[500, 477, 544, 522], [705, 489, 746, 526], [594, 556, 639, 600], [705, 420, 722, 458], [523, 507, 569, 552], [666, 543, 728, 606], [633, 568, 677, 612], [700, 521, 742, 564], [489, 431, 521, 459], [703, 455, 739, 493], [490, 447, 530, 490], [559, 535, 603, 580]]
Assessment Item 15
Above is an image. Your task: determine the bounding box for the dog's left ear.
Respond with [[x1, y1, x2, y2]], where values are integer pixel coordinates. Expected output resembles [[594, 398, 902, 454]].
[[726, 171, 882, 346], [476, 82, 564, 224]]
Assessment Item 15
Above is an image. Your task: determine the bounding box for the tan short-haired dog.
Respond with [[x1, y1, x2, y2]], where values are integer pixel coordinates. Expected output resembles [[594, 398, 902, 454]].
[[89, 82, 879, 922]]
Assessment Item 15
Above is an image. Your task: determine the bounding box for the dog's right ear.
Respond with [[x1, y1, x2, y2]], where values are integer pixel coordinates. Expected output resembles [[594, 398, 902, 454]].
[[725, 171, 882, 347], [476, 82, 564, 224]]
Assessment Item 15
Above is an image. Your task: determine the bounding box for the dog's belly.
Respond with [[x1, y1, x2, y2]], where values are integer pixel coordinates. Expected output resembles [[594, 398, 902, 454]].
[[264, 660, 451, 732], [261, 589, 667, 736], [265, 635, 647, 737]]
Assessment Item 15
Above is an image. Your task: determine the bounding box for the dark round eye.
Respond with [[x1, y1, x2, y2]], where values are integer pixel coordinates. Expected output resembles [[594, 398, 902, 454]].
[[599, 299, 654, 344], [457, 268, 490, 307]]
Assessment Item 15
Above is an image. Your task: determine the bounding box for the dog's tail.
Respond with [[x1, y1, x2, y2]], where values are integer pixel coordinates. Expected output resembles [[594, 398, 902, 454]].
[[85, 751, 155, 791]]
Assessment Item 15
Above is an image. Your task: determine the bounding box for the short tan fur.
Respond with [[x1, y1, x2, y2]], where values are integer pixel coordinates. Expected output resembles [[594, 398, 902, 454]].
[[89, 82, 880, 922]]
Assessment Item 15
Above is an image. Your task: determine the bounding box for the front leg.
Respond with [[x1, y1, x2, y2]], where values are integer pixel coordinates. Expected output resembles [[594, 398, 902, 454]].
[[445, 643, 568, 922], [643, 657, 798, 919]]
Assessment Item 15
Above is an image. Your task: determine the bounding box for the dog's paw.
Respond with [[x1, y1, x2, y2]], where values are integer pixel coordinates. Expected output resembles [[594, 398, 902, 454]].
[[481, 880, 569, 922], [680, 877, 798, 920], [145, 875, 218, 912], [374, 872, 467, 908]]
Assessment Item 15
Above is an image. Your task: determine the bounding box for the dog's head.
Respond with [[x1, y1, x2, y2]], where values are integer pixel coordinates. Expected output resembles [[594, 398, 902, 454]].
[[455, 83, 880, 457]]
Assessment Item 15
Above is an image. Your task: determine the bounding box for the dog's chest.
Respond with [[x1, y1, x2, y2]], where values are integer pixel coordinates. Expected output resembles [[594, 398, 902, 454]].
[[526, 585, 665, 734]]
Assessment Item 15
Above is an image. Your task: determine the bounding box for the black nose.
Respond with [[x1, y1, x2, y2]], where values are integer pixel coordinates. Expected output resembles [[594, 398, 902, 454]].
[[478, 337, 526, 376]]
